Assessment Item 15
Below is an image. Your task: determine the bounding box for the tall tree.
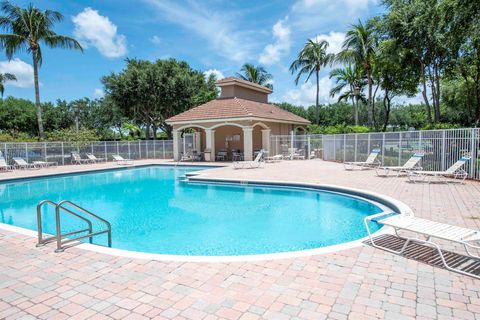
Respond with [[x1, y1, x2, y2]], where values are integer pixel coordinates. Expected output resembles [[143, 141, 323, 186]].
[[0, 1, 82, 139], [236, 63, 273, 89], [103, 58, 216, 139], [0, 72, 15, 96], [329, 64, 366, 125], [290, 39, 335, 124], [338, 21, 376, 127]]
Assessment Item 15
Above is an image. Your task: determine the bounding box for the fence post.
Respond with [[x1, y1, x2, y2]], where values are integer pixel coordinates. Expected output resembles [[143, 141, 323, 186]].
[[163, 140, 165, 159], [307, 136, 311, 160], [419, 130, 422, 152], [116, 141, 119, 155], [367, 133, 371, 154], [44, 142, 47, 161], [128, 141, 131, 159], [61, 142, 65, 165], [25, 143, 28, 162], [290, 130, 294, 152], [470, 128, 476, 178], [3, 143, 7, 163], [343, 134, 346, 162], [333, 135, 336, 161], [153, 140, 156, 158], [104, 141, 107, 161], [441, 130, 446, 171], [398, 133, 402, 166], [354, 134, 357, 162], [382, 133, 385, 165], [139, 140, 142, 159]]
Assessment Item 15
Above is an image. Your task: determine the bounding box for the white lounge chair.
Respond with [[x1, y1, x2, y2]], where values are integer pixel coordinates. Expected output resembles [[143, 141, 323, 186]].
[[32, 160, 58, 168], [288, 148, 305, 160], [233, 150, 265, 169], [12, 157, 38, 169], [71, 152, 92, 165], [376, 153, 424, 177], [112, 154, 133, 165], [265, 154, 284, 162], [408, 156, 470, 183], [344, 149, 381, 170], [0, 157, 13, 171], [86, 153, 106, 163], [365, 211, 480, 279]]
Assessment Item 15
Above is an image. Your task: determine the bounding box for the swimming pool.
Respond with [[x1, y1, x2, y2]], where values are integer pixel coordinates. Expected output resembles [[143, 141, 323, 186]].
[[0, 166, 384, 256]]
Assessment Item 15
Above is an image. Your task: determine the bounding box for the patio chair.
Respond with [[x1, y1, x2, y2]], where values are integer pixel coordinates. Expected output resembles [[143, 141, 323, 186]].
[[233, 150, 265, 169], [179, 151, 193, 162], [0, 156, 13, 171], [375, 153, 424, 177], [344, 149, 381, 170], [86, 153, 106, 163], [288, 148, 305, 160], [231, 149, 243, 161], [364, 211, 480, 279], [71, 152, 92, 165], [32, 160, 58, 168], [408, 156, 470, 183], [216, 150, 228, 161], [12, 157, 38, 169], [265, 154, 283, 162], [112, 154, 133, 165]]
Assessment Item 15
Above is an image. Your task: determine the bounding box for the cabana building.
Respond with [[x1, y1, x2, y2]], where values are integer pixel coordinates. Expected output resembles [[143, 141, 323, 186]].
[[166, 77, 310, 161]]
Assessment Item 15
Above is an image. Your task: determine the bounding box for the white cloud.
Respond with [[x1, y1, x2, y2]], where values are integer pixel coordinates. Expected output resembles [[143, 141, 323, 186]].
[[72, 8, 127, 58], [204, 69, 224, 81], [312, 31, 345, 54], [259, 18, 291, 65], [145, 0, 255, 62], [93, 88, 104, 98], [0, 58, 34, 88], [150, 35, 161, 45], [283, 77, 335, 107]]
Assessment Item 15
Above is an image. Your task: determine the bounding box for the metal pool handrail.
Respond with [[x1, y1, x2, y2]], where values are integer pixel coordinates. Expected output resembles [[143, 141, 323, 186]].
[[36, 199, 112, 252]]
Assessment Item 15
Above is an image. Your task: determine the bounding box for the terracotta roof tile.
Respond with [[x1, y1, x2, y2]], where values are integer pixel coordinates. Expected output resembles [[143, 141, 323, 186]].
[[166, 98, 310, 124]]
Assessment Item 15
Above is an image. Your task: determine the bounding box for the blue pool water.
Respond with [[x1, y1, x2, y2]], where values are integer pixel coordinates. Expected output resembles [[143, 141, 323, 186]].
[[0, 166, 383, 256]]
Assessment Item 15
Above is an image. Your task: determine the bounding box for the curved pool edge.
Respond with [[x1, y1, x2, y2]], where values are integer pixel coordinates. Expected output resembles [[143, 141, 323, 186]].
[[0, 178, 413, 263]]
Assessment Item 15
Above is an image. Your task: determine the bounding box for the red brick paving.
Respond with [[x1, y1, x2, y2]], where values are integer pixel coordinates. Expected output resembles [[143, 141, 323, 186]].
[[1, 160, 480, 319]]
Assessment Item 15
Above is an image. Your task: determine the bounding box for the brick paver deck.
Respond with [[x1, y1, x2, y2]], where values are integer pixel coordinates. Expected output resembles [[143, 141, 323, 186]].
[[1, 160, 479, 319]]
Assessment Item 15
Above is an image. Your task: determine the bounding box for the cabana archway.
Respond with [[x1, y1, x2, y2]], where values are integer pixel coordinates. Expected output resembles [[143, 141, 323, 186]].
[[172, 125, 207, 160]]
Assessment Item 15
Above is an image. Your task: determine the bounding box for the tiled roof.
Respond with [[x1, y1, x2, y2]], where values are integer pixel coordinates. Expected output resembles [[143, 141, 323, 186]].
[[166, 97, 310, 124], [216, 77, 273, 93]]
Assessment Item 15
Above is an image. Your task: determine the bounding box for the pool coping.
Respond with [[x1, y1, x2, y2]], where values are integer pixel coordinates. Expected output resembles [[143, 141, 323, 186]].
[[0, 162, 225, 183], [0, 165, 413, 262]]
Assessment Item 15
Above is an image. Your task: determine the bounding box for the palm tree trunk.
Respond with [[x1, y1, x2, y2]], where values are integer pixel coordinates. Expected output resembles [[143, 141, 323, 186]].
[[32, 50, 45, 140], [354, 96, 359, 126], [351, 95, 357, 126], [315, 68, 320, 125], [367, 69, 373, 127]]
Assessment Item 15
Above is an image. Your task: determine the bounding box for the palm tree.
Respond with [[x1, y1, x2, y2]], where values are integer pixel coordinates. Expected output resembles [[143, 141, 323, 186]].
[[329, 64, 366, 125], [290, 39, 335, 124], [0, 72, 16, 96], [0, 1, 83, 139], [338, 20, 376, 127], [236, 63, 273, 89]]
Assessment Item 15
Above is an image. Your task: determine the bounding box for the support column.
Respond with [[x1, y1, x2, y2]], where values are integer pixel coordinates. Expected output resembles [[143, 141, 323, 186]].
[[243, 127, 253, 161], [205, 129, 215, 162], [172, 129, 182, 161], [261, 129, 271, 154], [194, 131, 201, 153]]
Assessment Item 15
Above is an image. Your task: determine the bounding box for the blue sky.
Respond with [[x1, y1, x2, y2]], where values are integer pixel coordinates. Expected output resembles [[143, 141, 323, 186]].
[[1, 0, 384, 107]]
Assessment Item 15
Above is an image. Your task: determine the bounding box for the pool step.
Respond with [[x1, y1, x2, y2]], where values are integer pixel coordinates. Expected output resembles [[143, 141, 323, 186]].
[[36, 200, 112, 253]]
